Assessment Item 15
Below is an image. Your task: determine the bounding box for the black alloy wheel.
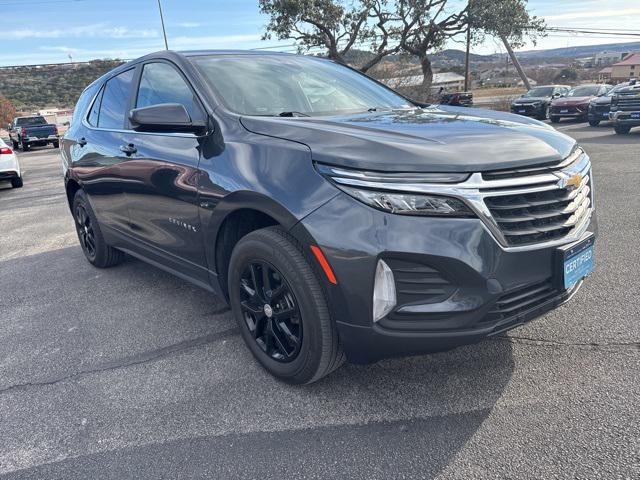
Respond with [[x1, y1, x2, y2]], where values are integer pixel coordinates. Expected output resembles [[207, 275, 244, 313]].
[[228, 226, 345, 384], [239, 260, 302, 362], [75, 203, 96, 260]]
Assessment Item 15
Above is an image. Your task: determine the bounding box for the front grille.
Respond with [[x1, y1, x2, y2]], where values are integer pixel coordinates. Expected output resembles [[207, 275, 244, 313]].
[[482, 279, 558, 324], [617, 95, 640, 111], [592, 105, 609, 115], [482, 151, 592, 247]]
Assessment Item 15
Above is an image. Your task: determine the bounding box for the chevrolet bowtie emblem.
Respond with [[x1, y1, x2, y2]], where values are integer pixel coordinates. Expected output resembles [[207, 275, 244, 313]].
[[557, 173, 583, 190]]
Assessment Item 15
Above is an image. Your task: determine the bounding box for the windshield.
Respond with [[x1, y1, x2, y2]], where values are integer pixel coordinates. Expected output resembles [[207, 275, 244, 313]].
[[191, 55, 413, 116], [606, 84, 628, 96], [16, 116, 47, 126], [567, 86, 599, 97], [523, 87, 554, 97]]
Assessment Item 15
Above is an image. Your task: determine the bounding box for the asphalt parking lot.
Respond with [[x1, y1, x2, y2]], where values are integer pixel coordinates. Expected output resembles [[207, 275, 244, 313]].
[[0, 122, 638, 479]]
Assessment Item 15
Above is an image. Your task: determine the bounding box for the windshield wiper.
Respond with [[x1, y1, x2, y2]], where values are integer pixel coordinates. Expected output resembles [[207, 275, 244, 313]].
[[277, 111, 310, 117]]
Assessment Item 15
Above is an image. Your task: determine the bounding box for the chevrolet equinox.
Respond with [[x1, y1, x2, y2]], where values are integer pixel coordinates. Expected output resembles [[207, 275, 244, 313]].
[[61, 51, 596, 384]]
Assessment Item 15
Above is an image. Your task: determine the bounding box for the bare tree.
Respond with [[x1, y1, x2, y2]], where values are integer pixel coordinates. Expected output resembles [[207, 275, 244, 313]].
[[396, 0, 468, 99]]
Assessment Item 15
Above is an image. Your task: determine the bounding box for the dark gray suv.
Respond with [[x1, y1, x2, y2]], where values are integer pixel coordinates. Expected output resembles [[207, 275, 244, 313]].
[[61, 51, 596, 384]]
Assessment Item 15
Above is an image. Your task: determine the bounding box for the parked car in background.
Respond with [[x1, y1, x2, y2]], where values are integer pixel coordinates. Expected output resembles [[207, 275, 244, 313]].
[[550, 84, 612, 123], [438, 90, 473, 107], [62, 51, 596, 384], [0, 137, 22, 188], [610, 83, 640, 134], [587, 82, 635, 126], [510, 85, 570, 120], [8, 115, 59, 151]]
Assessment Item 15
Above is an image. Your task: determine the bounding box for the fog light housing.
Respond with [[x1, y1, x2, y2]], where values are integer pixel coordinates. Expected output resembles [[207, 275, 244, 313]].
[[373, 259, 396, 322]]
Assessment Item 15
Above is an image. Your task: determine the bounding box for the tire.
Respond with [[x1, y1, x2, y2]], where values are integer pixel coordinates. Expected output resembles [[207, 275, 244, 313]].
[[53, 141, 60, 148], [72, 190, 125, 268], [21, 140, 30, 151], [11, 177, 23, 188], [228, 226, 345, 384], [614, 125, 631, 135], [550, 116, 560, 123], [588, 119, 600, 127], [11, 140, 18, 149], [536, 105, 549, 121]]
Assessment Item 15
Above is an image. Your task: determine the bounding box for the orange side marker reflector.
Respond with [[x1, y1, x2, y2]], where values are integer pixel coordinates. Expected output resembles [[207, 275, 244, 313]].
[[310, 245, 338, 285]]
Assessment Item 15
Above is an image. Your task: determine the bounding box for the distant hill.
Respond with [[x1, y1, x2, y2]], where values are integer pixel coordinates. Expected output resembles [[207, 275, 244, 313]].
[[0, 60, 124, 111], [517, 41, 640, 59]]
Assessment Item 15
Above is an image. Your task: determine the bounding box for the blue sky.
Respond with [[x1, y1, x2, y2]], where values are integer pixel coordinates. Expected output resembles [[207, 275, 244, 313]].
[[0, 0, 639, 66]]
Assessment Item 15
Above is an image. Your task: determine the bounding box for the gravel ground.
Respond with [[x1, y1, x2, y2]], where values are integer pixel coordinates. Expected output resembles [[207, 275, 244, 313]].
[[0, 123, 638, 479]]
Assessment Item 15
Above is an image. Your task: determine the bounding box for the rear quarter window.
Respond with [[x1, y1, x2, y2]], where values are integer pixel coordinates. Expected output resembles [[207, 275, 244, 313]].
[[72, 83, 100, 127]]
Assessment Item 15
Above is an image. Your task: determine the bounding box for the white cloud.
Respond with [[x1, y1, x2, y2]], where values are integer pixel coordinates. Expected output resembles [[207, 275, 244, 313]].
[[545, 7, 640, 20], [0, 24, 158, 40], [177, 22, 201, 28], [169, 34, 262, 49]]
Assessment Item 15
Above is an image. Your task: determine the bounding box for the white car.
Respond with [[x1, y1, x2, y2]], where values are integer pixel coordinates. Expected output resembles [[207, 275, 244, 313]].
[[0, 137, 22, 188]]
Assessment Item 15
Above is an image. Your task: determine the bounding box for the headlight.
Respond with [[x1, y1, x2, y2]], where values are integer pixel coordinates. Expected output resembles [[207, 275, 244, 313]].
[[340, 186, 474, 216], [316, 164, 475, 217]]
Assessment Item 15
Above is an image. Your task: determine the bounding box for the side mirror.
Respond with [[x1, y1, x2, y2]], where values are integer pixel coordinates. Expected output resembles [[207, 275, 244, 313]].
[[129, 103, 206, 134]]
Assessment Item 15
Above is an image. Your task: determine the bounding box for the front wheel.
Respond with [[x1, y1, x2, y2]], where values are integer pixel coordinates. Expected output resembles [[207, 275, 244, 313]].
[[72, 190, 124, 268], [537, 105, 549, 121], [228, 227, 344, 384], [588, 119, 600, 127], [614, 125, 631, 135]]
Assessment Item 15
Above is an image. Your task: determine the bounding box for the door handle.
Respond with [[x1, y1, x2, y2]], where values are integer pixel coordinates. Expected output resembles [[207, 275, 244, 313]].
[[119, 143, 137, 155], [77, 137, 87, 147]]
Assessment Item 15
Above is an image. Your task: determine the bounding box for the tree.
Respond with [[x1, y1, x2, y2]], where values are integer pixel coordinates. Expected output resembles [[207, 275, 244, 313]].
[[0, 94, 16, 127], [395, 0, 468, 98], [470, 0, 545, 49], [259, 0, 402, 72]]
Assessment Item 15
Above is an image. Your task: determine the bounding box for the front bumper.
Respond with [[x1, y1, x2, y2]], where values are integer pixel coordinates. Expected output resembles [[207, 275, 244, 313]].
[[610, 111, 640, 126], [550, 107, 587, 118], [297, 193, 597, 364], [511, 103, 545, 117]]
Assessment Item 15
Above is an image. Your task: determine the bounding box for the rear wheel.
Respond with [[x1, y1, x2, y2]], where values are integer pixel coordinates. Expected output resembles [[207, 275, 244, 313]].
[[11, 140, 18, 149], [588, 119, 600, 127], [11, 177, 23, 188], [52, 141, 60, 148], [72, 190, 124, 268], [21, 140, 30, 151], [228, 227, 344, 384], [614, 125, 631, 135]]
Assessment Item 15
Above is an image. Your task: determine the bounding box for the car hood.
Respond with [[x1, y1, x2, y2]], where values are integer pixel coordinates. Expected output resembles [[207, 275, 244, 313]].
[[240, 106, 576, 173], [591, 96, 612, 106], [552, 97, 592, 107], [512, 96, 549, 104]]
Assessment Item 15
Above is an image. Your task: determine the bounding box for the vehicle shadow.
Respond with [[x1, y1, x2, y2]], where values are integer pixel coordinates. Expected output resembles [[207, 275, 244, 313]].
[[1, 246, 515, 478]]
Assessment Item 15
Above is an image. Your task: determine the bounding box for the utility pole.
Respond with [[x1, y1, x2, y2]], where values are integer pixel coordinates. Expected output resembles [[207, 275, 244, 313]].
[[500, 34, 530, 90], [157, 0, 169, 50], [464, 0, 471, 91]]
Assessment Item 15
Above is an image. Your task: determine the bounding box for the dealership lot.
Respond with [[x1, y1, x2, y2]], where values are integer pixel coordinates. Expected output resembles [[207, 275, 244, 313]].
[[0, 123, 638, 479]]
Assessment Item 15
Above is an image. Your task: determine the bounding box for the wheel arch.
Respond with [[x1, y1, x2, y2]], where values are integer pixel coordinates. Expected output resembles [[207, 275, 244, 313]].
[[208, 191, 317, 299]]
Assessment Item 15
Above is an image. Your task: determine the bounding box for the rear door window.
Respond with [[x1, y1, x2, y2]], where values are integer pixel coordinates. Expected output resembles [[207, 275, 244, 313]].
[[98, 68, 135, 129]]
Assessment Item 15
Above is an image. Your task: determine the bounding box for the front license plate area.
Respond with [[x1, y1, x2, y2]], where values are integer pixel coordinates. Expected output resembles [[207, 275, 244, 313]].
[[518, 109, 526, 113], [630, 112, 640, 119], [556, 233, 595, 290], [560, 109, 569, 113]]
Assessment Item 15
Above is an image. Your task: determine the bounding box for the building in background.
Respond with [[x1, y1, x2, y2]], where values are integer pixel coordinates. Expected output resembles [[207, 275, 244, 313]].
[[593, 51, 629, 67], [610, 53, 640, 83]]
